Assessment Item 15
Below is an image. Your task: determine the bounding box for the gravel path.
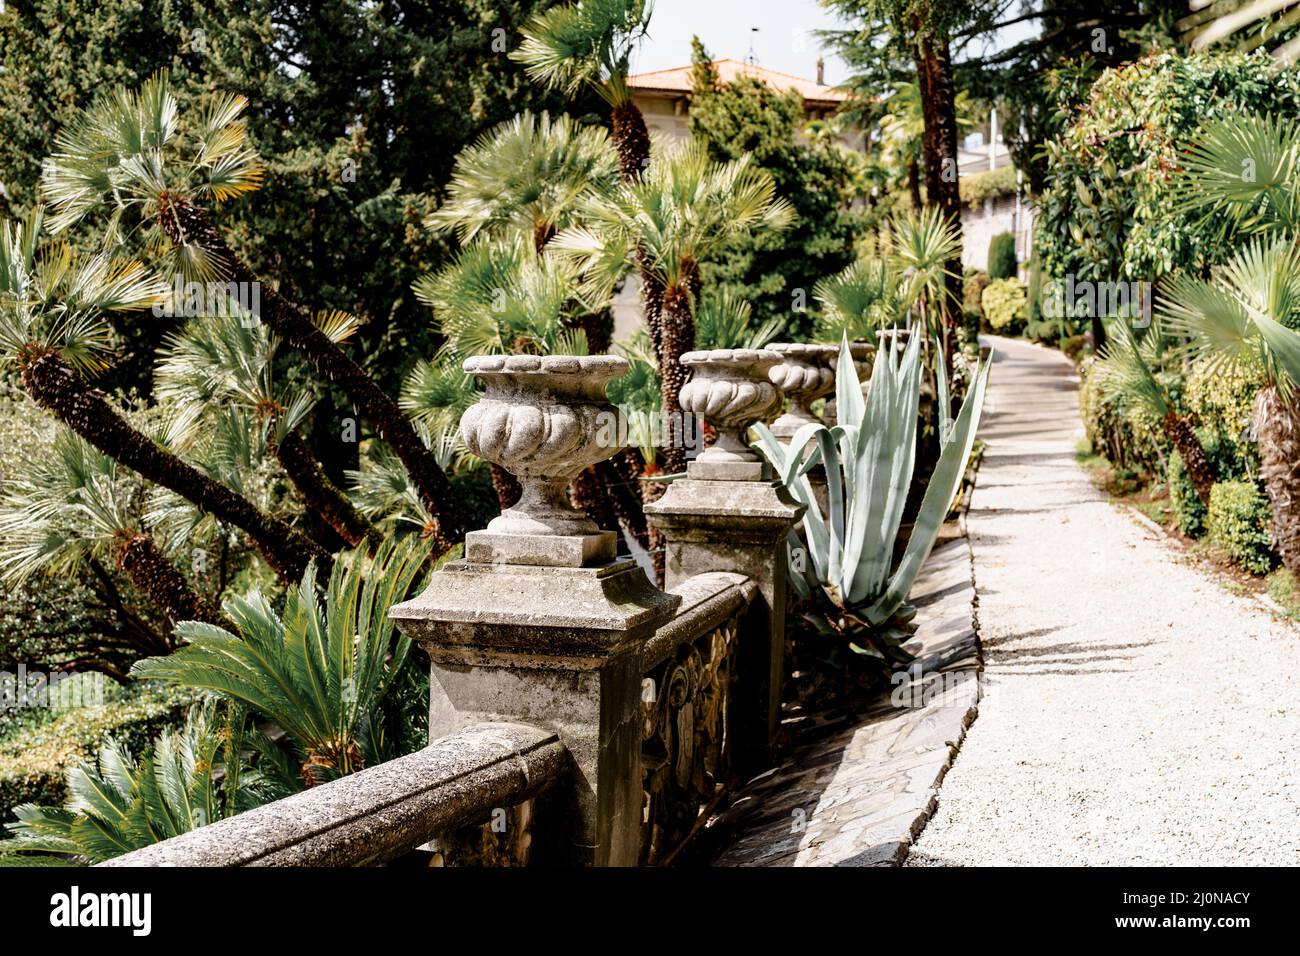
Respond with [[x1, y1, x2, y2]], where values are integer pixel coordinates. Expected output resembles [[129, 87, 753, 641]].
[[907, 335, 1300, 866]]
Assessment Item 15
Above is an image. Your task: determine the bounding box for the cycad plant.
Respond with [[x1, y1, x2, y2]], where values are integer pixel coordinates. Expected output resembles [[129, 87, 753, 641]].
[[0, 210, 323, 581], [4, 700, 295, 864], [755, 333, 989, 675], [155, 316, 372, 548], [1160, 236, 1300, 573], [556, 138, 793, 473], [1092, 319, 1216, 506], [513, 0, 654, 180], [132, 537, 433, 786], [40, 72, 464, 550], [0, 429, 218, 673]]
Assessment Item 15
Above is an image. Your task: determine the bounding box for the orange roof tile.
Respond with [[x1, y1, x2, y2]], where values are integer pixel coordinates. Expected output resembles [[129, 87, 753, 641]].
[[628, 58, 848, 105]]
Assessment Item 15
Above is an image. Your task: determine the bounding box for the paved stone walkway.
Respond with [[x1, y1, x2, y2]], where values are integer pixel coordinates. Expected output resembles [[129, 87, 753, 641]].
[[708, 537, 980, 866], [908, 335, 1300, 866]]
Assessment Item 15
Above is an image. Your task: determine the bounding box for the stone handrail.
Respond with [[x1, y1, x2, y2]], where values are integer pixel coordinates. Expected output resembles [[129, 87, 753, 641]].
[[101, 722, 566, 867], [643, 571, 758, 669]]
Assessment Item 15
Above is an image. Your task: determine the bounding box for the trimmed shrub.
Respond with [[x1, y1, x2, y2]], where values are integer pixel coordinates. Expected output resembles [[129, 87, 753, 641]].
[[1078, 356, 1164, 476], [0, 687, 192, 822], [1207, 480, 1274, 575], [963, 269, 991, 326], [982, 277, 1027, 331], [987, 231, 1017, 279]]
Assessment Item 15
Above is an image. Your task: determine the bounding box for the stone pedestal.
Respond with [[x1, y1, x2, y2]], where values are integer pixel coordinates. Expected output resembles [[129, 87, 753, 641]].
[[645, 479, 802, 764], [390, 558, 678, 866], [645, 347, 804, 763]]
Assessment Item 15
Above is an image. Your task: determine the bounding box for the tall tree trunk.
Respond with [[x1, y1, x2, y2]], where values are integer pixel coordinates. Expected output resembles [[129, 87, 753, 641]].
[[116, 532, 222, 643], [20, 348, 325, 582], [912, 25, 965, 353], [274, 430, 372, 547], [1161, 411, 1214, 507], [1254, 385, 1300, 576], [907, 157, 922, 210], [659, 282, 695, 477], [153, 193, 463, 552], [611, 100, 652, 182]]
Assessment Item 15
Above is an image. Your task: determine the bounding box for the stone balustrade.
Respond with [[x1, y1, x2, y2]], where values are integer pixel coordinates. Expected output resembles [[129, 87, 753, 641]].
[[106, 347, 808, 868]]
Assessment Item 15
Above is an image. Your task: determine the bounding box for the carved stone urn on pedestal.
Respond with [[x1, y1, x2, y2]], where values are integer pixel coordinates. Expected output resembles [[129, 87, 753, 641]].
[[766, 343, 839, 441], [459, 353, 628, 567], [677, 348, 783, 481]]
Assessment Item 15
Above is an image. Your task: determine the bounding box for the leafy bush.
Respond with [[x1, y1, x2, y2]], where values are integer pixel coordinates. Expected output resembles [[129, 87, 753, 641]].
[[1183, 358, 1264, 473], [1078, 356, 1164, 476], [1037, 51, 1300, 291], [963, 269, 990, 325], [981, 278, 1027, 331], [987, 232, 1017, 279], [961, 166, 1017, 208], [0, 687, 192, 822], [1207, 480, 1274, 575]]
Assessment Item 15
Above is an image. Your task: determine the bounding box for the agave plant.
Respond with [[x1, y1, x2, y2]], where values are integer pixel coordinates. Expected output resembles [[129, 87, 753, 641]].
[[40, 71, 463, 550], [0, 209, 322, 581], [131, 537, 433, 786], [155, 316, 372, 548], [754, 333, 990, 672], [1092, 319, 1216, 506], [1160, 235, 1300, 573], [4, 700, 295, 864], [513, 0, 654, 180]]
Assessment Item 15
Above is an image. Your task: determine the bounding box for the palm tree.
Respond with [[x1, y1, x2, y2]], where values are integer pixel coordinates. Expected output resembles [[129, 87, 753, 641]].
[[132, 537, 433, 786], [428, 110, 619, 252], [1181, 0, 1300, 61], [813, 257, 910, 342], [39, 73, 464, 551], [155, 316, 372, 548], [555, 139, 793, 473], [0, 210, 324, 581], [1092, 320, 1216, 507], [4, 701, 295, 864], [513, 0, 654, 181], [1161, 236, 1300, 572], [0, 429, 219, 676]]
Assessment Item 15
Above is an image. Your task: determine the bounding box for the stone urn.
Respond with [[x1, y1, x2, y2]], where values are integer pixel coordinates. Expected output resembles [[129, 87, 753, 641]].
[[766, 343, 839, 441], [460, 353, 627, 566], [678, 347, 783, 481]]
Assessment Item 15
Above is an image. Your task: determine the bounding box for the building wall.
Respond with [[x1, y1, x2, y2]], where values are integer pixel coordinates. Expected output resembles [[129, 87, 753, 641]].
[[960, 194, 1036, 276]]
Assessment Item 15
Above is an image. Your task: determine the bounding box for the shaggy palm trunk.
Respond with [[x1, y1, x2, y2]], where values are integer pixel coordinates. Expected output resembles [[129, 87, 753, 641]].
[[154, 193, 463, 552], [116, 532, 221, 644], [1254, 385, 1300, 576], [1161, 410, 1214, 507], [611, 100, 652, 182], [912, 25, 964, 364], [659, 283, 695, 477], [274, 430, 372, 547], [21, 348, 325, 582]]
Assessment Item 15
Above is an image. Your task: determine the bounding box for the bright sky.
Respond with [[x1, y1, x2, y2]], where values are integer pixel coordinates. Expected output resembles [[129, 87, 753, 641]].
[[631, 1, 1040, 88], [631, 0, 852, 85]]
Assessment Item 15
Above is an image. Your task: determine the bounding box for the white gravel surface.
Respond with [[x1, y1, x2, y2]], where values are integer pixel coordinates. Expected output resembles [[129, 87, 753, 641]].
[[907, 336, 1300, 866]]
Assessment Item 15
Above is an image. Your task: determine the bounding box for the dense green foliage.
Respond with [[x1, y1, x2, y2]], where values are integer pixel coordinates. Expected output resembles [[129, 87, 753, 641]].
[[1207, 480, 1274, 574], [986, 232, 1017, 279], [687, 42, 861, 341], [1037, 52, 1300, 302], [981, 278, 1026, 330]]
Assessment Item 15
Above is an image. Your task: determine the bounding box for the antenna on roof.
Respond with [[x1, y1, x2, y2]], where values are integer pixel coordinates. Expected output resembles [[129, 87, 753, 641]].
[[746, 27, 760, 65]]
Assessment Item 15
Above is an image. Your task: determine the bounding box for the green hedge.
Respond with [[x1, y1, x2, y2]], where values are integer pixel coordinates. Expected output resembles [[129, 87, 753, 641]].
[[1207, 480, 1274, 575], [0, 687, 192, 822], [981, 277, 1027, 331], [987, 231, 1017, 279]]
